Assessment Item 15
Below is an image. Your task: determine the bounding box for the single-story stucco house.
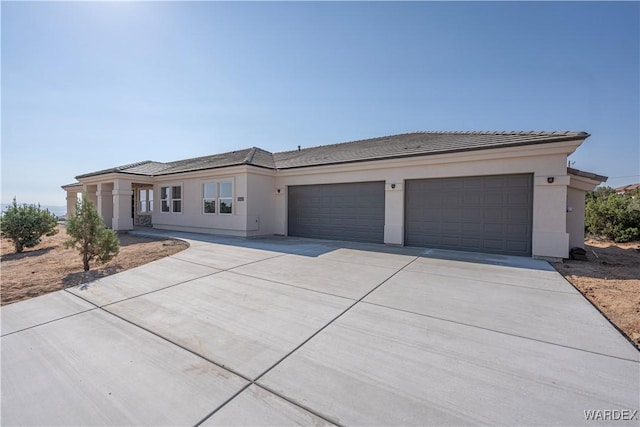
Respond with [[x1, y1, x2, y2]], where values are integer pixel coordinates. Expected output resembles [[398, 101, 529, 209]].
[[62, 131, 607, 260]]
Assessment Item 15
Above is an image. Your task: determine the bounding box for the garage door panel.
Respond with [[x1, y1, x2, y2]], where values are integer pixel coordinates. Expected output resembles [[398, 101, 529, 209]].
[[508, 192, 530, 204], [507, 240, 529, 252], [405, 174, 533, 256], [288, 182, 385, 244]]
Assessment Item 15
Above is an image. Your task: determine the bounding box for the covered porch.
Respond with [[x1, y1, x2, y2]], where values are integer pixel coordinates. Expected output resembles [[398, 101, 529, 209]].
[[62, 178, 154, 231]]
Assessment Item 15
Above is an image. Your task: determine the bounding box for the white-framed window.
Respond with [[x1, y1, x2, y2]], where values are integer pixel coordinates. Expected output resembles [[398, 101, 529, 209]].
[[203, 182, 216, 214], [219, 182, 233, 214], [202, 180, 233, 215], [139, 189, 153, 213], [160, 185, 182, 213]]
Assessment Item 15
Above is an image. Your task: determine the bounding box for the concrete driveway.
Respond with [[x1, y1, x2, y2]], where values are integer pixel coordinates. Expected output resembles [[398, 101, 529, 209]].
[[2, 230, 638, 426]]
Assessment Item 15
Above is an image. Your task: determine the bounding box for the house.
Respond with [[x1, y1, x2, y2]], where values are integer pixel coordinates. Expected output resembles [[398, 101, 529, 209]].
[[62, 131, 607, 260], [615, 183, 640, 194]]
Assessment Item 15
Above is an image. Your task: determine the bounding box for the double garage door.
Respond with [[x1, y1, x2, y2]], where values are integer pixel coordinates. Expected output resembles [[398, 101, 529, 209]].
[[288, 174, 533, 256]]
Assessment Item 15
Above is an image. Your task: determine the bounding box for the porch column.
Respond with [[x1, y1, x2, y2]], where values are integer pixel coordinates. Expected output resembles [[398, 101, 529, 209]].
[[112, 179, 133, 231], [65, 190, 80, 219], [96, 183, 114, 228], [83, 184, 98, 206]]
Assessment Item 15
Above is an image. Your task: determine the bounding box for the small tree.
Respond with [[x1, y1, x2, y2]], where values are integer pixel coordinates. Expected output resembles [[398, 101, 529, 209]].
[[0, 198, 59, 253], [64, 193, 120, 271]]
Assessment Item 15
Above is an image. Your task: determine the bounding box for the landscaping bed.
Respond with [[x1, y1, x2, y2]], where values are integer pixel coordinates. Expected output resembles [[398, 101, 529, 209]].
[[1, 225, 189, 305]]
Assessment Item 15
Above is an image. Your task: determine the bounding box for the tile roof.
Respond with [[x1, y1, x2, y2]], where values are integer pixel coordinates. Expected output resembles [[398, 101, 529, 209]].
[[274, 131, 589, 169], [74, 131, 589, 179], [615, 183, 640, 192]]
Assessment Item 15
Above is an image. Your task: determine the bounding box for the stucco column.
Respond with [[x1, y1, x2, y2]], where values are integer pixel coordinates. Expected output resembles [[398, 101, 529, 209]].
[[274, 186, 286, 235], [384, 181, 404, 245], [83, 184, 98, 206], [96, 183, 114, 228], [112, 179, 133, 231], [532, 175, 570, 260], [65, 190, 79, 219]]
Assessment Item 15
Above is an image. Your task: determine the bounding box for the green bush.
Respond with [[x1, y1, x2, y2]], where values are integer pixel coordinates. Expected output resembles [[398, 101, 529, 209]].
[[64, 193, 120, 271], [585, 186, 640, 242], [0, 198, 59, 253]]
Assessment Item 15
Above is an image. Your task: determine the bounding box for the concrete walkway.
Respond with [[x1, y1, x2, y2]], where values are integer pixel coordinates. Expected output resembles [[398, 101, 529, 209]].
[[2, 230, 638, 426]]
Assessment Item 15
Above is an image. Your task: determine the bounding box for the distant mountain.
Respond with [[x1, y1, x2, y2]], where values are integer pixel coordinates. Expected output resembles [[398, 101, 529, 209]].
[[1, 203, 66, 218]]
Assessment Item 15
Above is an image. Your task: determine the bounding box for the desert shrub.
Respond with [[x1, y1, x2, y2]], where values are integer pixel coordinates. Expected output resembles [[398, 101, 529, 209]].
[[0, 198, 59, 253], [64, 193, 120, 271], [585, 187, 640, 242]]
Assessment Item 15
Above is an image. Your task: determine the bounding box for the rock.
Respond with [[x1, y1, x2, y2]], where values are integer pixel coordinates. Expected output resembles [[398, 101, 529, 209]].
[[570, 247, 588, 261]]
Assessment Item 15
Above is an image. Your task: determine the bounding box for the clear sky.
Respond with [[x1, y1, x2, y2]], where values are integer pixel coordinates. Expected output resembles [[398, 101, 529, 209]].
[[2, 1, 638, 206]]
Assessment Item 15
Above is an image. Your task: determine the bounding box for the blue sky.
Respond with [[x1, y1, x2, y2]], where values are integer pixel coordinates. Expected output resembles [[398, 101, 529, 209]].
[[2, 1, 638, 206]]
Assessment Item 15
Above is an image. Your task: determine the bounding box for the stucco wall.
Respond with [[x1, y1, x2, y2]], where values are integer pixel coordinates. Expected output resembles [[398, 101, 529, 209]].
[[246, 172, 276, 236], [151, 170, 256, 237], [70, 140, 588, 259], [567, 187, 586, 249], [273, 144, 578, 259]]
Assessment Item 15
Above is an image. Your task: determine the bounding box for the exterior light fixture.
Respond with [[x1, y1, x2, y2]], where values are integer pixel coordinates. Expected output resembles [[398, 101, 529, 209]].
[[547, 177, 555, 184]]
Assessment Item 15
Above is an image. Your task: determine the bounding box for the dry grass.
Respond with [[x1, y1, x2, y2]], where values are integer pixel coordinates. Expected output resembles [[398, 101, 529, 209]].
[[0, 225, 189, 305], [553, 240, 640, 348]]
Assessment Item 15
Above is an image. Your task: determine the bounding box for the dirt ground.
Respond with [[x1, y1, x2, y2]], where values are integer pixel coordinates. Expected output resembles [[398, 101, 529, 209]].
[[0, 225, 189, 305], [553, 240, 640, 348]]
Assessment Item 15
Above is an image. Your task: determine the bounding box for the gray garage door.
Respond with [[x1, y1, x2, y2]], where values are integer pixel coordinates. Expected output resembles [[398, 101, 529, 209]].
[[405, 174, 533, 256], [288, 182, 385, 244]]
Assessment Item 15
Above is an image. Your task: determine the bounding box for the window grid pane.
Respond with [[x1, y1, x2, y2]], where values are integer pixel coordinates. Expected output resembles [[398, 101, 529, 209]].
[[172, 186, 181, 199], [204, 183, 216, 199], [219, 198, 233, 214], [204, 199, 216, 214], [219, 182, 232, 198], [172, 200, 182, 213]]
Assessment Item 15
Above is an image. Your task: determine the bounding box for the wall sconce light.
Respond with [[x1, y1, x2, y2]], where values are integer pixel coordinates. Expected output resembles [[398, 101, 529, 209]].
[[277, 188, 281, 194], [391, 183, 396, 189], [547, 177, 555, 184]]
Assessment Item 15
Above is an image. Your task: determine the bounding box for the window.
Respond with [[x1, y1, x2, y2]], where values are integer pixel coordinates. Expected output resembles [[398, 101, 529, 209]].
[[139, 189, 153, 213], [172, 186, 182, 213], [160, 185, 181, 213], [219, 182, 233, 214], [203, 183, 216, 214], [202, 181, 233, 215]]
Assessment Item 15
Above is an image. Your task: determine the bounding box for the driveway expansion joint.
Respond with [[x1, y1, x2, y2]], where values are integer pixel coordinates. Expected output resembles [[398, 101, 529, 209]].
[[252, 255, 421, 383], [411, 270, 583, 295], [0, 306, 97, 337], [362, 300, 640, 363], [225, 269, 358, 302]]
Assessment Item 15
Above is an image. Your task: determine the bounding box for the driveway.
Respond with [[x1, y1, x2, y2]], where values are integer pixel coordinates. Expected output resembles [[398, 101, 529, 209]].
[[2, 231, 638, 426]]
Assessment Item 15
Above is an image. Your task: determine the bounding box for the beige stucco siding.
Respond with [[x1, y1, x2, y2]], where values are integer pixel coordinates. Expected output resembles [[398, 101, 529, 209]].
[[567, 187, 586, 249], [246, 171, 276, 237], [150, 166, 279, 238], [274, 142, 581, 259], [66, 138, 597, 259]]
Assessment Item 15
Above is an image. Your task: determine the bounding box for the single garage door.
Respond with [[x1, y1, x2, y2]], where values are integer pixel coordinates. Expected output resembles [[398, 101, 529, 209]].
[[405, 174, 533, 256], [288, 182, 385, 243]]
